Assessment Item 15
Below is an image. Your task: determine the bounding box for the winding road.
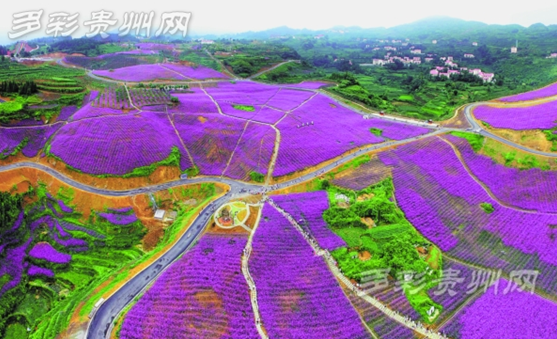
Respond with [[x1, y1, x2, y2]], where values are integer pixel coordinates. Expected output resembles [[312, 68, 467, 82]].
[[463, 102, 557, 158], [2, 59, 557, 338]]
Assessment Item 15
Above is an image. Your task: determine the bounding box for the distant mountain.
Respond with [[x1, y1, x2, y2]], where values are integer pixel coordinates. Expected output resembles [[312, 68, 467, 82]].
[[197, 16, 557, 43]]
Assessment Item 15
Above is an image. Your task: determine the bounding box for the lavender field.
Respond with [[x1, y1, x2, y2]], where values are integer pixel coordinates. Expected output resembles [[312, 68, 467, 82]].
[[250, 205, 369, 339], [92, 63, 228, 81], [120, 234, 259, 338], [49, 112, 192, 175], [497, 82, 557, 102], [379, 137, 557, 292], [0, 77, 433, 182], [473, 100, 557, 130], [445, 134, 557, 212], [271, 191, 346, 251], [441, 279, 557, 338], [4, 28, 557, 339]]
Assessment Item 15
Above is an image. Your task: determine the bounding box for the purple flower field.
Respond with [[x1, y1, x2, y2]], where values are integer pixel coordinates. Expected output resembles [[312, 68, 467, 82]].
[[120, 234, 258, 339], [57, 106, 78, 121], [93, 63, 227, 82], [107, 207, 133, 214], [29, 242, 71, 264], [266, 88, 315, 111], [93, 64, 184, 82], [98, 212, 138, 225], [271, 191, 346, 251], [27, 265, 54, 278], [3, 79, 432, 180], [136, 43, 175, 51], [50, 112, 192, 175], [378, 137, 557, 267], [167, 89, 218, 114], [0, 123, 63, 158], [274, 94, 391, 176], [0, 238, 32, 297], [161, 63, 229, 80], [173, 113, 246, 176], [446, 135, 557, 212], [57, 200, 73, 214], [498, 82, 557, 102], [71, 104, 136, 121], [249, 204, 369, 339], [205, 81, 280, 106], [110, 50, 158, 56], [368, 119, 430, 140], [222, 122, 275, 180], [473, 101, 557, 130], [345, 286, 415, 339], [83, 91, 99, 106], [441, 279, 557, 338]]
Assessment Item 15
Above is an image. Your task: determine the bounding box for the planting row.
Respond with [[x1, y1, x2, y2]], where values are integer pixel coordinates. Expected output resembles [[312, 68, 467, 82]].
[[378, 137, 557, 291]]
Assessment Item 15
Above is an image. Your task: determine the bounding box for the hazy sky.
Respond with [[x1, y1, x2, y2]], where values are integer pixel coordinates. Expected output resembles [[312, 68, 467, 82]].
[[2, 0, 557, 44]]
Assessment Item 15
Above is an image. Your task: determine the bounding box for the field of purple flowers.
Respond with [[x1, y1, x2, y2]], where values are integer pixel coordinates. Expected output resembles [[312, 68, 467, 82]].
[[379, 137, 557, 292], [274, 94, 429, 176], [473, 100, 557, 130], [120, 234, 258, 339], [271, 191, 346, 251], [441, 279, 557, 338], [445, 134, 557, 212], [249, 204, 369, 339], [49, 112, 192, 175], [92, 63, 228, 81], [0, 123, 63, 158], [497, 82, 557, 102]]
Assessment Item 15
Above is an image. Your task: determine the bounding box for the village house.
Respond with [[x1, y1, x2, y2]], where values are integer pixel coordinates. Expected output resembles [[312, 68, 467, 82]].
[[464, 53, 475, 58]]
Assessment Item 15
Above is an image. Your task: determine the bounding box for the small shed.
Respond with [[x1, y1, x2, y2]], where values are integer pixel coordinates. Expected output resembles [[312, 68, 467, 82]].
[[154, 209, 166, 220]]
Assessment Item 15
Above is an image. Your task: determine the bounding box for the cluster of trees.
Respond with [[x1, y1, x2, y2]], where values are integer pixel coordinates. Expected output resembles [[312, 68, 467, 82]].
[[209, 40, 301, 78], [0, 80, 38, 95], [48, 38, 104, 57], [325, 179, 444, 321], [0, 191, 22, 235], [323, 178, 401, 231], [328, 72, 391, 110]]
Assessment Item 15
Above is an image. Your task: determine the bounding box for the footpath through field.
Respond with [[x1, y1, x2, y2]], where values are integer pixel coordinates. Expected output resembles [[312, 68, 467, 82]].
[[265, 197, 449, 339], [240, 203, 268, 338]]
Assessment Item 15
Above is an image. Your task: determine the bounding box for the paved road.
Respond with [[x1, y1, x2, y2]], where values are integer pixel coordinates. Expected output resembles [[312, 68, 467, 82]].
[[464, 102, 557, 158], [87, 193, 231, 339]]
